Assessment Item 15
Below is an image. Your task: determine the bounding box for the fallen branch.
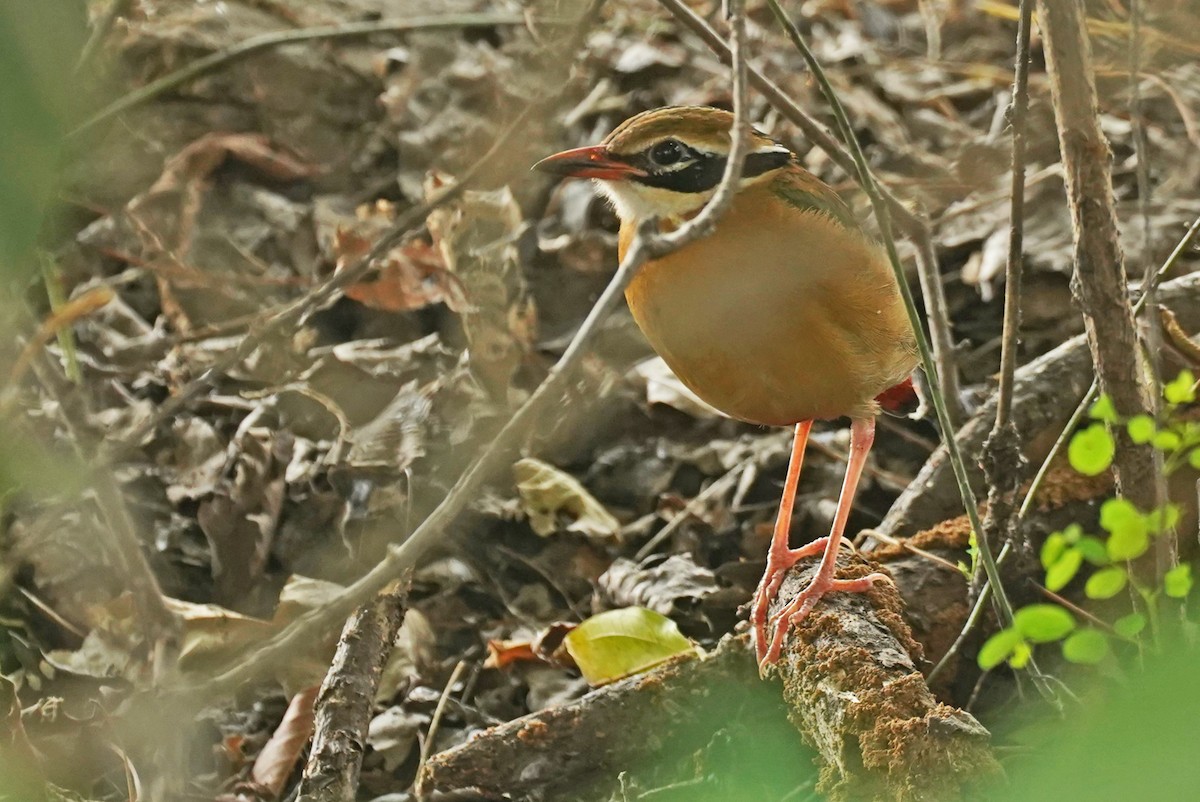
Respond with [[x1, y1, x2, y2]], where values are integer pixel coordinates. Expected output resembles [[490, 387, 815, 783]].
[[874, 271, 1200, 540], [771, 554, 996, 801], [419, 638, 760, 799], [423, 551, 996, 802], [296, 581, 408, 802]]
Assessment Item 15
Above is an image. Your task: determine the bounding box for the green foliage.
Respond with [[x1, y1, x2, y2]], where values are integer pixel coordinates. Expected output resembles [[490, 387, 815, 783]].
[[563, 607, 699, 686], [956, 529, 980, 579], [1061, 629, 1109, 664], [978, 373, 1197, 674], [1067, 423, 1114, 476]]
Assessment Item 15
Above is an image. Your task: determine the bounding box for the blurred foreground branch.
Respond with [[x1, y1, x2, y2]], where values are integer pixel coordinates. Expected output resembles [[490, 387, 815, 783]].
[[167, 0, 754, 701]]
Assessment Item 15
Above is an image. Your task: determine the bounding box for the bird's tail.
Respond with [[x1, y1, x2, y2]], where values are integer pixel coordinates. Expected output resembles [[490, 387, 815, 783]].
[[875, 372, 929, 420]]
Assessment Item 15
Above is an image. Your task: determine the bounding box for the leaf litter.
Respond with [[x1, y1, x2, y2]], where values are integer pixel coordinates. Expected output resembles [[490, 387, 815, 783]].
[[4, 0, 1200, 799]]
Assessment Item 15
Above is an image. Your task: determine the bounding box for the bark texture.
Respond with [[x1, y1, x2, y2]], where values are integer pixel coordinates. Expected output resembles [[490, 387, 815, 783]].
[[771, 555, 997, 801], [1036, 0, 1156, 510], [296, 582, 408, 802]]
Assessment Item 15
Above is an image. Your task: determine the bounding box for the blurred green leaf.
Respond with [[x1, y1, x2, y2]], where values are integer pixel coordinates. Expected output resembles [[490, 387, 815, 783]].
[[1113, 612, 1146, 639], [1009, 640, 1033, 669], [0, 6, 85, 277], [1068, 424, 1114, 476], [1084, 566, 1127, 600], [1101, 498, 1149, 561], [1062, 629, 1109, 664], [1189, 448, 1200, 470], [1163, 564, 1193, 599], [1151, 430, 1182, 452], [1040, 532, 1067, 570], [1125, 414, 1156, 445], [1089, 394, 1118, 423], [1163, 370, 1196, 405], [564, 607, 698, 686], [1076, 535, 1110, 565], [1013, 605, 1075, 643], [1045, 547, 1083, 592], [978, 628, 1022, 670]]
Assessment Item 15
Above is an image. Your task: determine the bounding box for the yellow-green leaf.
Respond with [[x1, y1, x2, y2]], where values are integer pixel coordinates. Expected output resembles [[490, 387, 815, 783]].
[[1163, 369, 1196, 405], [1084, 566, 1127, 600], [1013, 604, 1076, 643], [1126, 415, 1156, 445], [1045, 547, 1083, 592], [564, 607, 699, 686], [1101, 498, 1149, 562], [978, 628, 1022, 670], [1068, 424, 1114, 477], [1062, 629, 1109, 664], [1089, 394, 1118, 423], [1114, 612, 1146, 639], [1164, 564, 1193, 599]]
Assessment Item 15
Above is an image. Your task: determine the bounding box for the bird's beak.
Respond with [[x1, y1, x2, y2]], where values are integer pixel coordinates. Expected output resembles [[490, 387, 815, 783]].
[[532, 145, 646, 181]]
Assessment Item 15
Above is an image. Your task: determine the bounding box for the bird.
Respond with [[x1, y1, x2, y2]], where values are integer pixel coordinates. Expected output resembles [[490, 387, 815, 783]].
[[533, 106, 920, 669]]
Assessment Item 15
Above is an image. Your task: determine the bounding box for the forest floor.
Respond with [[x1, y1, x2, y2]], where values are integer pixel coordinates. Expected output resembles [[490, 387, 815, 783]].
[[3, 1, 1200, 800]]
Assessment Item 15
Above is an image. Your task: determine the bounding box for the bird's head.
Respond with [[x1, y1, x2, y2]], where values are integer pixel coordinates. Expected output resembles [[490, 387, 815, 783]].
[[533, 106, 792, 223]]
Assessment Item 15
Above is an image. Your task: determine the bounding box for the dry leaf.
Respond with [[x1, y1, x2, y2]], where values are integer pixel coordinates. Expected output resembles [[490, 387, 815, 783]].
[[513, 458, 621, 540]]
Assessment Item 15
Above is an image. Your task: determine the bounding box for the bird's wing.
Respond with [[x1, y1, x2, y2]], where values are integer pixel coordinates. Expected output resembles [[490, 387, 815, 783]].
[[771, 165, 859, 232]]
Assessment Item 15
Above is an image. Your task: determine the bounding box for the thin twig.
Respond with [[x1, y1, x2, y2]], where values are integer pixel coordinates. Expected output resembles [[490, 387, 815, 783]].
[[169, 0, 755, 700], [978, 0, 1033, 592], [926, 544, 1008, 683], [656, 0, 964, 425], [634, 461, 747, 561], [75, 0, 134, 73], [69, 13, 524, 137], [859, 529, 963, 574], [414, 660, 468, 796], [1128, 0, 1173, 577], [992, 0, 1033, 438]]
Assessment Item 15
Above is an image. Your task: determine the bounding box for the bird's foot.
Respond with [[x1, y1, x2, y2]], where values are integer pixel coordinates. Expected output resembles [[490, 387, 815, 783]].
[[751, 537, 830, 668], [758, 571, 891, 671]]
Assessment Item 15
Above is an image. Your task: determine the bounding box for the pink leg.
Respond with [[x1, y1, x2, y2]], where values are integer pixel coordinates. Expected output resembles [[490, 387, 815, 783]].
[[761, 417, 891, 667], [751, 421, 824, 666]]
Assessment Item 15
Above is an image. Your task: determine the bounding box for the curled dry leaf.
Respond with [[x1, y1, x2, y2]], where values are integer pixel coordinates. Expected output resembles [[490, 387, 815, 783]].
[[628, 356, 722, 419], [334, 203, 470, 313], [425, 176, 537, 397], [597, 555, 720, 618], [484, 621, 576, 670], [513, 458, 621, 540], [250, 685, 318, 800]]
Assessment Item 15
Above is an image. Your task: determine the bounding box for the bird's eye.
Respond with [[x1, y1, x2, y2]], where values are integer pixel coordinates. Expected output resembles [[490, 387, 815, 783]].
[[648, 139, 687, 167]]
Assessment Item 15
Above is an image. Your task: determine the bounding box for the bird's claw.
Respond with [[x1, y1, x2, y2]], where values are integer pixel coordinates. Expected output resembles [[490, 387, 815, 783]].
[[757, 571, 892, 673]]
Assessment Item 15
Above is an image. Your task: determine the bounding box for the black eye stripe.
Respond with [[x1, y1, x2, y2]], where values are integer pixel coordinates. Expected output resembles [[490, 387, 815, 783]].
[[631, 149, 791, 193]]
